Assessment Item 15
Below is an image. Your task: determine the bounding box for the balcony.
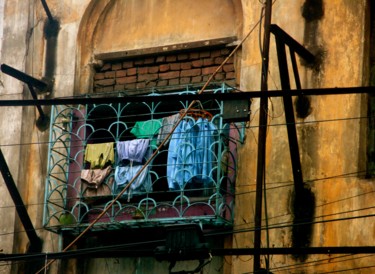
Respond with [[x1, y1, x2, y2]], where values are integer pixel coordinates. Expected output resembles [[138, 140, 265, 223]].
[[43, 85, 244, 234]]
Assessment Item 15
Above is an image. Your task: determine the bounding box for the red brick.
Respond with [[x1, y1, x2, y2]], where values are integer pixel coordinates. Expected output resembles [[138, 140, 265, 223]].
[[94, 73, 105, 80], [116, 70, 127, 77], [138, 73, 158, 82], [214, 73, 225, 80], [159, 64, 170, 72], [117, 76, 137, 84], [214, 57, 225, 65], [227, 56, 234, 64], [177, 53, 189, 61], [170, 63, 181, 71], [114, 85, 125, 90], [134, 59, 144, 65], [112, 63, 122, 70], [202, 66, 221, 75], [124, 83, 136, 90], [181, 68, 201, 77], [146, 81, 157, 87], [95, 86, 113, 93], [95, 79, 115, 87], [211, 49, 222, 57], [200, 51, 210, 58], [136, 82, 146, 89], [127, 68, 137, 76], [159, 71, 180, 80], [148, 66, 159, 73], [100, 63, 111, 71], [190, 52, 200, 59], [156, 56, 166, 63], [180, 77, 191, 84], [104, 71, 115, 78], [192, 59, 203, 68], [223, 64, 234, 72], [203, 58, 214, 66], [181, 62, 192, 70], [169, 78, 180, 85], [138, 67, 148, 74], [157, 80, 168, 86], [166, 55, 177, 62], [123, 61, 134, 68], [191, 76, 202, 83], [203, 75, 210, 82], [144, 57, 155, 64], [114, 84, 125, 90], [226, 72, 235, 79]]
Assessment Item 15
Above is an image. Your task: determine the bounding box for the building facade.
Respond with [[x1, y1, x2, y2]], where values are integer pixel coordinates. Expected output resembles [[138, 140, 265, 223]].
[[0, 0, 373, 273]]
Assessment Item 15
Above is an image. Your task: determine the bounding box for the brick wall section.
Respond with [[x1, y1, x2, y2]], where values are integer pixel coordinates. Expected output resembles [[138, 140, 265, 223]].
[[94, 47, 236, 93]]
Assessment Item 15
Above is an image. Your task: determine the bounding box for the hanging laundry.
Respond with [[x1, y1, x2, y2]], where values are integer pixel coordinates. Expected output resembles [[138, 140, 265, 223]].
[[167, 117, 217, 191], [81, 166, 112, 189], [194, 118, 217, 183], [167, 118, 198, 190], [84, 142, 115, 169], [117, 139, 150, 163], [130, 119, 162, 148], [115, 139, 152, 201], [156, 113, 180, 146], [83, 177, 114, 198], [115, 163, 152, 201]]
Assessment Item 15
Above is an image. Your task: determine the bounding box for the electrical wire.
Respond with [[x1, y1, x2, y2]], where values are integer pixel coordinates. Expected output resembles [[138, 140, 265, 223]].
[[270, 254, 375, 273], [1, 1, 373, 271], [0, 169, 372, 221], [1, 112, 375, 149], [34, 8, 269, 274]]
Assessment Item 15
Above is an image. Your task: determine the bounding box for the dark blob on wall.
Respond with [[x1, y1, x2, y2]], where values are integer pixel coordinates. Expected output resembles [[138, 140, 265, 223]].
[[296, 0, 324, 119], [43, 18, 60, 89], [302, 0, 324, 22], [295, 95, 312, 119], [291, 185, 315, 261]]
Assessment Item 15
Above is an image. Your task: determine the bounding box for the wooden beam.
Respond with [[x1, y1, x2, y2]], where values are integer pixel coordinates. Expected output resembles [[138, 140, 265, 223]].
[[94, 36, 238, 61]]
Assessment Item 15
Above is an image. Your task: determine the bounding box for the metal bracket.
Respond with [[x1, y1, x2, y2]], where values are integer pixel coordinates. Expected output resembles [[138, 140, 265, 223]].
[[0, 64, 50, 131]]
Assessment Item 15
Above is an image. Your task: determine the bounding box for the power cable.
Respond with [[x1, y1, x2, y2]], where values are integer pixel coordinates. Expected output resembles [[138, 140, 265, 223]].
[[270, 254, 375, 273], [34, 11, 267, 274], [0, 112, 374, 149]]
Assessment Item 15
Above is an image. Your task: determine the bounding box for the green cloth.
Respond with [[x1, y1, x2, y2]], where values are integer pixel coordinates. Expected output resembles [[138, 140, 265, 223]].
[[84, 142, 115, 168], [130, 119, 162, 147]]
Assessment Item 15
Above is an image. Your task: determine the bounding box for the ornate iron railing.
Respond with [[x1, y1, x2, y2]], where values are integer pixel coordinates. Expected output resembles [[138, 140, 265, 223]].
[[43, 85, 242, 234]]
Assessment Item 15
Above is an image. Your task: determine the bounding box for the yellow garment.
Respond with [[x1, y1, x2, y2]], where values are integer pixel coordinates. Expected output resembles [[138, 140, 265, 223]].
[[84, 142, 115, 168]]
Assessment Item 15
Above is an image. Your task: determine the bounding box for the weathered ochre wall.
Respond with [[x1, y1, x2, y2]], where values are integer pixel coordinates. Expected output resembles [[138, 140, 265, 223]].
[[0, 0, 373, 273], [0, 2, 33, 274], [234, 0, 374, 273], [75, 0, 242, 95]]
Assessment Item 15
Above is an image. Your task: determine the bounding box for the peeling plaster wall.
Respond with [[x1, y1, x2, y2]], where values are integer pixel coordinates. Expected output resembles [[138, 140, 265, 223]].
[[235, 0, 373, 274], [3, 1, 92, 274], [0, 2, 29, 274], [0, 0, 373, 274]]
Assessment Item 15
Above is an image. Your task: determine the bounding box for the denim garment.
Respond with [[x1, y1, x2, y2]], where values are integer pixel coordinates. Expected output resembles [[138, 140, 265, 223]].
[[167, 118, 196, 189], [195, 118, 217, 182], [167, 117, 216, 190], [115, 163, 152, 199]]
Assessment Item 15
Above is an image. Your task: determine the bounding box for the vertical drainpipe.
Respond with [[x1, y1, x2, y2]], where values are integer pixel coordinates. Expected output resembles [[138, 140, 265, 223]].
[[253, 0, 272, 273]]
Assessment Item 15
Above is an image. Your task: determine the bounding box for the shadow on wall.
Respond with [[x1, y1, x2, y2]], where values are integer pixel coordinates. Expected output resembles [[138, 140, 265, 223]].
[[296, 0, 325, 119], [290, 185, 316, 261]]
